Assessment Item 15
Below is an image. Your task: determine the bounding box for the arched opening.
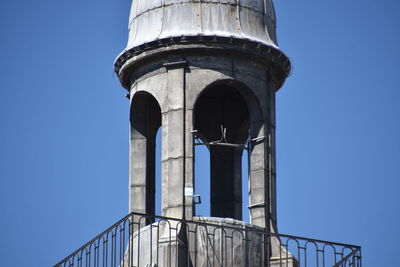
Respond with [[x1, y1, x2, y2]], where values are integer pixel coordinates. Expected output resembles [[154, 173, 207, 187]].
[[194, 83, 250, 220], [130, 92, 162, 223]]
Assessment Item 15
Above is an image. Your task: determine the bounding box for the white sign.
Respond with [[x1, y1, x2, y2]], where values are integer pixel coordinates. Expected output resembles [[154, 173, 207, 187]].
[[184, 187, 193, 196]]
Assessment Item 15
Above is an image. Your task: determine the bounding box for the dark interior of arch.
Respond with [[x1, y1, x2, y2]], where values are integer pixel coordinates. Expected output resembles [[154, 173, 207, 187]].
[[194, 84, 250, 220], [131, 93, 161, 223]]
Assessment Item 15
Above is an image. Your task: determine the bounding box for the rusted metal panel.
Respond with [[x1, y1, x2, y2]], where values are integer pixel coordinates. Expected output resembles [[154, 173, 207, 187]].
[[126, 0, 279, 50]]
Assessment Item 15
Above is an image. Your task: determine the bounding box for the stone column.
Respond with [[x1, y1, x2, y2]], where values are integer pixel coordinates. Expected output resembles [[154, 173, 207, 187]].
[[159, 61, 191, 267], [130, 131, 150, 215], [129, 93, 160, 225], [210, 146, 243, 220], [269, 92, 278, 233], [184, 108, 194, 220], [248, 82, 278, 234], [249, 123, 269, 229], [162, 61, 192, 219]]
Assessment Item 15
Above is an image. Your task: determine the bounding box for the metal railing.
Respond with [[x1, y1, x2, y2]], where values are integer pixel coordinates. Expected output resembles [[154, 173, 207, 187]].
[[55, 213, 361, 267]]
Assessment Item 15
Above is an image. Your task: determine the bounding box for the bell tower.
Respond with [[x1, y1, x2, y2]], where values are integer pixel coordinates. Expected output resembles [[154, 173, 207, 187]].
[[55, 2, 362, 266], [115, 0, 290, 235]]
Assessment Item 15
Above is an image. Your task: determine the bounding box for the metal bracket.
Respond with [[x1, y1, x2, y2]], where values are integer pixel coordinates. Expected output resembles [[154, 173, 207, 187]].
[[251, 136, 265, 142], [191, 126, 247, 149], [248, 202, 267, 209], [193, 195, 201, 205]]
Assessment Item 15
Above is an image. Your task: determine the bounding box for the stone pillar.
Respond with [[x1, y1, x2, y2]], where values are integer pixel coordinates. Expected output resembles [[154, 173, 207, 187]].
[[130, 93, 161, 224], [157, 61, 192, 267], [162, 61, 193, 220], [210, 146, 243, 220], [129, 135, 151, 215], [184, 108, 194, 220], [269, 91, 278, 232], [249, 123, 269, 229], [248, 80, 279, 234]]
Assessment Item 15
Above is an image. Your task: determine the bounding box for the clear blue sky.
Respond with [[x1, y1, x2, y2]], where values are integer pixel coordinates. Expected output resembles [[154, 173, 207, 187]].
[[0, 1, 399, 266]]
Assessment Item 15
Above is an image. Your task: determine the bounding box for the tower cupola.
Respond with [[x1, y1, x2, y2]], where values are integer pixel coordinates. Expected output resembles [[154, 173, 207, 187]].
[[115, 0, 290, 90], [126, 0, 278, 49]]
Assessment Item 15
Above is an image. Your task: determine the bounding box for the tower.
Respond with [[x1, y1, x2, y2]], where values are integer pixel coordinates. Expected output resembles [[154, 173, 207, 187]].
[[55, 2, 362, 266], [114, 0, 291, 265], [55, 1, 363, 266], [115, 0, 290, 229]]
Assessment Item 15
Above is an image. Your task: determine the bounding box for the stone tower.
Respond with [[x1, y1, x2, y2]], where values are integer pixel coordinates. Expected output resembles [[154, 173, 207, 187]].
[[114, 1, 291, 265], [115, 0, 290, 230], [54, 2, 361, 266]]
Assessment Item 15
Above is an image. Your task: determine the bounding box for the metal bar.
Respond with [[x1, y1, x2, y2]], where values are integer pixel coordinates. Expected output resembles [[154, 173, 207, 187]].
[[332, 249, 361, 267], [194, 141, 246, 149]]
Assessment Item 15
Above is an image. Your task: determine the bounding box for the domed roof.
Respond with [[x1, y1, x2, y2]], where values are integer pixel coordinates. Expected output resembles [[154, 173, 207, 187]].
[[126, 0, 279, 50]]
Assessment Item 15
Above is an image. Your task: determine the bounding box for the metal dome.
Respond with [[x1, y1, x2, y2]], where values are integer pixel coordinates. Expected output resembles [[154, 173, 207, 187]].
[[126, 0, 279, 50]]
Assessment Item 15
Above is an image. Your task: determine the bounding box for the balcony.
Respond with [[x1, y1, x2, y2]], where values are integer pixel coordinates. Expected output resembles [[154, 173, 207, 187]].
[[55, 212, 361, 267]]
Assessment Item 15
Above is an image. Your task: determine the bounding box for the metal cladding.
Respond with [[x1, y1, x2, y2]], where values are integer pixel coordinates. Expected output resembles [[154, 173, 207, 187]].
[[115, 0, 291, 89], [126, 0, 278, 50]]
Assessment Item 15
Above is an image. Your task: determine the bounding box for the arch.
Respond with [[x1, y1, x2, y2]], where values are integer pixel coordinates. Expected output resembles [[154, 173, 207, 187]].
[[194, 79, 264, 137], [193, 80, 263, 220], [130, 91, 161, 140], [130, 91, 162, 223]]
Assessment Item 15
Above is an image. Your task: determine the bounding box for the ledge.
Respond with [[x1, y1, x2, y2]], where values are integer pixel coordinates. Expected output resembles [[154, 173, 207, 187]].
[[114, 35, 291, 90]]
